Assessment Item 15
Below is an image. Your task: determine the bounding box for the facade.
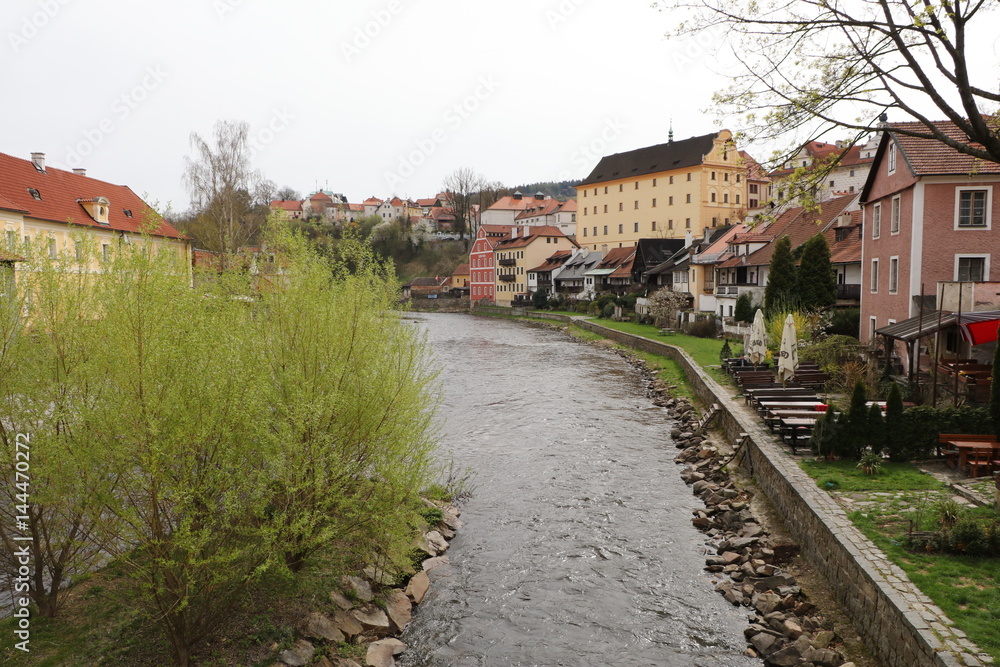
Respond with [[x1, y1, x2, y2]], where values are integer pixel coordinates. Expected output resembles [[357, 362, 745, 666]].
[[481, 192, 557, 226], [492, 225, 579, 307], [526, 250, 573, 297], [0, 151, 191, 283], [450, 263, 470, 289], [469, 224, 514, 302], [513, 198, 578, 237], [269, 199, 304, 221], [770, 138, 877, 205], [554, 248, 602, 299], [859, 120, 1000, 350], [574, 130, 751, 251]]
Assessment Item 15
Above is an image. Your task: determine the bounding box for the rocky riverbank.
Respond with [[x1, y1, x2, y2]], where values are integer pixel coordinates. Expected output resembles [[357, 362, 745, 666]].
[[270, 501, 462, 667]]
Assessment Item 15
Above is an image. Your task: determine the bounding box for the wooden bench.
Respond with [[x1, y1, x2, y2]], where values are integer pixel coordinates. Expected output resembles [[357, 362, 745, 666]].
[[938, 433, 996, 464], [965, 448, 996, 478]]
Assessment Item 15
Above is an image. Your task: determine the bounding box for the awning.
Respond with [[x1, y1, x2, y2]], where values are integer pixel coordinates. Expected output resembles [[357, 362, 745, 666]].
[[875, 310, 1000, 345]]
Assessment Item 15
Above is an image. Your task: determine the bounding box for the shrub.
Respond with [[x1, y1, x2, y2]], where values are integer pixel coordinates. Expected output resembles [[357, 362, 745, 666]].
[[687, 318, 718, 338], [857, 449, 883, 475], [720, 339, 733, 361], [947, 517, 991, 556], [734, 293, 754, 323], [826, 308, 860, 337], [883, 382, 906, 461], [894, 406, 993, 459], [601, 302, 615, 319], [532, 288, 549, 310], [799, 334, 861, 370]]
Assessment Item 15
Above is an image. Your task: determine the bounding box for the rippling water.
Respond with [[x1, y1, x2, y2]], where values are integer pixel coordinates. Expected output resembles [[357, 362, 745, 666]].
[[399, 313, 756, 667]]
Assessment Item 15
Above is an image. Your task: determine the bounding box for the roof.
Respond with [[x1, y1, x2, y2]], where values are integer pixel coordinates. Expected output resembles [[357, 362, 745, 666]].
[[876, 310, 1000, 343], [528, 250, 574, 273], [769, 141, 874, 178], [634, 238, 687, 271], [487, 194, 551, 212], [270, 199, 303, 211], [363, 197, 383, 205], [408, 277, 449, 287], [577, 132, 719, 187], [888, 119, 1000, 177], [0, 151, 184, 239], [452, 263, 470, 275], [309, 192, 333, 202], [417, 198, 438, 207], [0, 249, 24, 262], [494, 226, 577, 251], [514, 198, 563, 220]]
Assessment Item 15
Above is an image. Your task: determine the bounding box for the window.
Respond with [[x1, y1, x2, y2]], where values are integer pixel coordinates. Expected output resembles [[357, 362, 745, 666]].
[[887, 143, 896, 173], [749, 184, 758, 194], [870, 259, 879, 292], [711, 192, 716, 203], [829, 180, 835, 188], [736, 174, 741, 183], [634, 201, 639, 209], [686, 194, 691, 204], [652, 221, 658, 231], [850, 170, 855, 177], [890, 196, 900, 234], [712, 217, 717, 227], [618, 224, 623, 234], [724, 173, 729, 182], [603, 225, 608, 235], [711, 171, 716, 180], [593, 206, 597, 214], [889, 256, 898, 293], [872, 203, 881, 239], [668, 196, 673, 206], [723, 193, 729, 203], [124, 209, 133, 218], [593, 226, 597, 235], [618, 203, 624, 212], [634, 182, 639, 190], [28, 188, 41, 201], [735, 194, 740, 204], [593, 188, 597, 195], [956, 255, 988, 281], [102, 244, 110, 261], [685, 218, 691, 228], [584, 208, 588, 216], [869, 317, 877, 341], [5, 230, 15, 248], [668, 219, 674, 229], [603, 205, 608, 213], [686, 173, 691, 182], [633, 222, 639, 232], [619, 184, 623, 192], [604, 186, 608, 194], [750, 199, 758, 208], [48, 238, 56, 259], [957, 188, 990, 228], [583, 190, 587, 198], [669, 176, 674, 184], [652, 178, 657, 186], [652, 198, 657, 207]]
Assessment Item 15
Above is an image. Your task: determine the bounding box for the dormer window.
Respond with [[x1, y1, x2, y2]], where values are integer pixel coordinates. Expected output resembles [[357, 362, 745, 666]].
[[28, 188, 41, 200], [124, 209, 133, 218], [78, 196, 111, 225]]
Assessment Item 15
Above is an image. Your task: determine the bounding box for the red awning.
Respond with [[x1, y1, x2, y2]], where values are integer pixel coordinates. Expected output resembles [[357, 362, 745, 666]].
[[960, 317, 1000, 346]]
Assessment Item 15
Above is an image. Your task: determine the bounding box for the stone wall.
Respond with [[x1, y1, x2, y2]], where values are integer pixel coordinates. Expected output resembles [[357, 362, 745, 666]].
[[563, 318, 984, 667]]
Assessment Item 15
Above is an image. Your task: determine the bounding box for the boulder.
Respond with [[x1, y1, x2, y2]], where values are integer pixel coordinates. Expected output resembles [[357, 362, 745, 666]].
[[424, 530, 450, 554], [749, 631, 780, 657], [279, 639, 315, 667], [441, 507, 462, 531], [365, 643, 395, 667], [364, 566, 396, 586], [385, 589, 413, 633], [405, 570, 430, 604], [330, 590, 354, 611], [752, 592, 782, 615], [302, 612, 344, 643], [783, 619, 803, 639], [342, 576, 373, 602], [333, 609, 364, 638], [328, 659, 363, 667], [811, 630, 836, 649], [352, 607, 391, 636], [767, 644, 804, 666], [422, 555, 450, 571], [801, 647, 845, 667]]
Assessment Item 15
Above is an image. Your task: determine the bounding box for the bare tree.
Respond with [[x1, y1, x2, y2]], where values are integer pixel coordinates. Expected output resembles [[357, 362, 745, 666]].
[[477, 180, 510, 212], [442, 167, 485, 239], [657, 0, 1000, 164], [275, 186, 301, 202], [183, 120, 275, 266]]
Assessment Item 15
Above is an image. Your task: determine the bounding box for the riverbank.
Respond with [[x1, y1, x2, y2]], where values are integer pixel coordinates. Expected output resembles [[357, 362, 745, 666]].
[[473, 309, 991, 667]]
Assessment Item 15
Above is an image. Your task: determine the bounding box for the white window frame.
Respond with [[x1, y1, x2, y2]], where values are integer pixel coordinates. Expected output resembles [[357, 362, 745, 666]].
[[890, 195, 900, 234], [872, 203, 881, 239], [954, 254, 990, 282], [888, 256, 898, 294], [887, 142, 896, 174], [870, 258, 879, 293], [869, 316, 877, 341], [954, 186, 992, 230]]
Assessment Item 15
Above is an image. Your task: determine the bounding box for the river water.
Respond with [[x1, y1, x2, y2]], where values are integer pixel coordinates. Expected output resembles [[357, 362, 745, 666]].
[[399, 313, 757, 667]]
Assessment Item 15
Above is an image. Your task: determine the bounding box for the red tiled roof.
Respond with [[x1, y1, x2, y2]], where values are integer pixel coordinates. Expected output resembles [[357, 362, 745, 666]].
[[347, 203, 364, 211], [528, 250, 574, 273], [0, 249, 24, 262], [494, 226, 576, 250], [417, 198, 438, 207], [0, 152, 184, 239], [559, 198, 577, 212], [363, 197, 383, 205], [889, 120, 1000, 176], [309, 192, 333, 201], [596, 246, 636, 272], [270, 199, 303, 211], [389, 197, 403, 206], [0, 194, 28, 213], [514, 199, 563, 220], [452, 263, 470, 275], [828, 224, 863, 265], [487, 195, 550, 212], [769, 141, 873, 177]]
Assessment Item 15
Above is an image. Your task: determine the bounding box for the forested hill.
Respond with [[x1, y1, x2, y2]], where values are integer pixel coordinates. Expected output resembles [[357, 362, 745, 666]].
[[508, 180, 578, 201]]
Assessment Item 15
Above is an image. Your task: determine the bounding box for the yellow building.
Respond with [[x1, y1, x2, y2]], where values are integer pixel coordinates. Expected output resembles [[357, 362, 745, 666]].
[[0, 151, 191, 281], [575, 130, 750, 251], [493, 225, 579, 307]]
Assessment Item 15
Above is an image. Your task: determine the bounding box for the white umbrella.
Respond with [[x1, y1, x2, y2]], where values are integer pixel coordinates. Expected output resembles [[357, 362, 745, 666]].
[[746, 309, 768, 367], [777, 313, 799, 385]]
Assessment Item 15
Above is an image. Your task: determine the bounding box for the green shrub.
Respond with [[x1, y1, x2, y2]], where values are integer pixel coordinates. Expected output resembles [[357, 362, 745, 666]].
[[948, 517, 991, 556], [883, 382, 906, 461], [601, 302, 615, 319], [826, 308, 860, 337], [720, 339, 733, 361], [419, 506, 444, 526], [894, 406, 992, 459], [734, 293, 754, 323], [686, 318, 718, 338], [799, 334, 861, 370]]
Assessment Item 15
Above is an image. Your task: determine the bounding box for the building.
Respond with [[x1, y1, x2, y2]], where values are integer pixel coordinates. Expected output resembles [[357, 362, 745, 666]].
[[574, 130, 752, 251], [553, 248, 602, 299], [450, 263, 470, 290], [481, 192, 557, 226], [0, 151, 191, 283], [513, 198, 578, 237], [469, 224, 514, 302], [859, 120, 1000, 354], [770, 138, 877, 205], [526, 250, 573, 297], [492, 225, 579, 307], [269, 199, 304, 221]]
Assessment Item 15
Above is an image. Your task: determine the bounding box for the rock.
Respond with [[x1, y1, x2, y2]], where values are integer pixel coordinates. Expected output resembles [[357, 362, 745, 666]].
[[753, 573, 798, 592], [328, 659, 363, 667], [441, 507, 462, 531], [302, 612, 344, 643], [405, 570, 430, 604], [721, 551, 742, 565], [802, 647, 845, 667], [422, 555, 450, 571], [279, 639, 315, 667], [385, 589, 413, 633], [374, 638, 406, 655], [723, 589, 744, 605], [752, 592, 782, 615], [783, 619, 803, 639], [330, 590, 354, 611], [749, 630, 780, 657], [437, 525, 456, 539], [342, 576, 373, 602], [333, 609, 364, 638], [364, 566, 396, 586], [693, 516, 713, 529], [767, 643, 804, 666], [352, 607, 391, 636], [424, 530, 449, 554], [705, 555, 728, 566], [811, 630, 836, 649], [365, 642, 396, 667]]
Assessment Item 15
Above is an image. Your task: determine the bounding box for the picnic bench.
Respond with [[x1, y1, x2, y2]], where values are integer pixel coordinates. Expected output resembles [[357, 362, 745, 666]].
[[938, 433, 1000, 477]]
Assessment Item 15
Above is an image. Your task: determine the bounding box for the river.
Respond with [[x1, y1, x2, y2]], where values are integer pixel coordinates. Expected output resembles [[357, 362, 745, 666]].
[[398, 313, 757, 667]]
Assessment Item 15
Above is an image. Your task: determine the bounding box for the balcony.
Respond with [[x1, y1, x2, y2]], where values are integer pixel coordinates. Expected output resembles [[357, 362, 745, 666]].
[[837, 284, 861, 300], [715, 283, 762, 298], [498, 273, 516, 282], [498, 258, 516, 266], [537, 279, 552, 287], [715, 284, 739, 296]]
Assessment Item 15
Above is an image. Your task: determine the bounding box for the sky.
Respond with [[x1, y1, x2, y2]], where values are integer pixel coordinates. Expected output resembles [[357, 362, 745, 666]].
[[2, 0, 736, 212]]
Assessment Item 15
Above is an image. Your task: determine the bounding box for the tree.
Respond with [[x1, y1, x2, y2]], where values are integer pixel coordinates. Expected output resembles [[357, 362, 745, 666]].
[[183, 120, 274, 267], [658, 0, 1000, 166], [884, 382, 906, 461], [478, 180, 510, 212], [734, 292, 754, 323], [764, 235, 796, 315], [533, 287, 549, 310], [647, 287, 689, 328], [275, 185, 301, 201], [990, 322, 1000, 439], [796, 234, 837, 310], [442, 167, 485, 239]]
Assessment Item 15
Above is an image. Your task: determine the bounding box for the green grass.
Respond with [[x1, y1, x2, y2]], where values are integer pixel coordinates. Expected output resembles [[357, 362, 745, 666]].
[[799, 459, 945, 492], [850, 510, 1000, 662]]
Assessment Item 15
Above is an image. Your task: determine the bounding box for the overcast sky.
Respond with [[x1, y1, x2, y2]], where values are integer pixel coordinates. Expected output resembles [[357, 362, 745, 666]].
[[5, 0, 996, 214], [3, 0, 745, 211]]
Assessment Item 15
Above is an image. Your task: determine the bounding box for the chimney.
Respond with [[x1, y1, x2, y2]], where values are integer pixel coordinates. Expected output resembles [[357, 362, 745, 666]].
[[835, 140, 844, 149], [534, 192, 544, 200], [30, 152, 45, 173], [72, 168, 87, 176], [703, 227, 712, 244], [684, 230, 694, 248], [511, 227, 518, 239], [513, 191, 523, 200]]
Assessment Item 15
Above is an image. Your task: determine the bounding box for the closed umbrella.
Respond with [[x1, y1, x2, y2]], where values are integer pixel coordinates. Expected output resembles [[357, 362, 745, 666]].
[[777, 313, 799, 385], [746, 309, 768, 368]]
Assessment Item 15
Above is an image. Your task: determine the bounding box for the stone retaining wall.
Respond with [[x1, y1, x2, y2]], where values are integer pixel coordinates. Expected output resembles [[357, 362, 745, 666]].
[[563, 318, 986, 667]]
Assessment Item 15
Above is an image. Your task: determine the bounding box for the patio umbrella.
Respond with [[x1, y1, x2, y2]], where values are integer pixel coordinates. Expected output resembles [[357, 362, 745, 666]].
[[777, 313, 799, 385], [746, 308, 768, 368]]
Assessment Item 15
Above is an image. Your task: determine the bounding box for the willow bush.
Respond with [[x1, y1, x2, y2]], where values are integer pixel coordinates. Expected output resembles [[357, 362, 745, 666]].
[[0, 226, 439, 666]]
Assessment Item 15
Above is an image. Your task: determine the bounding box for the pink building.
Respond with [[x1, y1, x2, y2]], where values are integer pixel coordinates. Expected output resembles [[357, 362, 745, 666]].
[[860, 121, 1000, 353], [469, 224, 514, 302]]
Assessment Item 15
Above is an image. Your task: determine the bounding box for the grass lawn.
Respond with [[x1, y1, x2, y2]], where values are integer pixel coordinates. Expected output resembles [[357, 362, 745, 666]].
[[798, 459, 945, 492]]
